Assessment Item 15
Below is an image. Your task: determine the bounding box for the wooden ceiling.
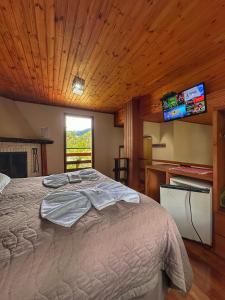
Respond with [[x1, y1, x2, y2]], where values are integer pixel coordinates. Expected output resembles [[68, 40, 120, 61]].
[[0, 0, 225, 116]]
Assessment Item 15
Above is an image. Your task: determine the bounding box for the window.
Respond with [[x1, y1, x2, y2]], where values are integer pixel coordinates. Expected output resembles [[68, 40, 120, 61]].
[[64, 115, 94, 172]]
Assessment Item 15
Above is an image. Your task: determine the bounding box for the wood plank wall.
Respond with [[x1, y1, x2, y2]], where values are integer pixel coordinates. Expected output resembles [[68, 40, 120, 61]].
[[116, 88, 225, 125]]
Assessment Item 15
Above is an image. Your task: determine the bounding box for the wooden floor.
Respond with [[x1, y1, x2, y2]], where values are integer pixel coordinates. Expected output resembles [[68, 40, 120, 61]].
[[166, 240, 225, 300]]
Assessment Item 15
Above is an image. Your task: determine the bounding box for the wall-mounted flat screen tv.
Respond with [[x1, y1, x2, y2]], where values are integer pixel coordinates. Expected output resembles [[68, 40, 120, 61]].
[[161, 83, 206, 122]]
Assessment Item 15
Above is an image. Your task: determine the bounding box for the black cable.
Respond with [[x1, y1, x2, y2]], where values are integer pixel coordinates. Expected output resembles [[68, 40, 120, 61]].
[[188, 190, 204, 246]]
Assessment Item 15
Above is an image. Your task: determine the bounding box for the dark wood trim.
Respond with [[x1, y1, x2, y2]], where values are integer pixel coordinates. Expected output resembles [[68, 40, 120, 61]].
[[64, 113, 95, 172], [66, 152, 91, 157], [41, 144, 48, 176], [0, 137, 53, 144], [152, 159, 213, 168], [66, 167, 92, 172], [66, 160, 91, 165], [152, 143, 166, 148], [114, 112, 124, 128]]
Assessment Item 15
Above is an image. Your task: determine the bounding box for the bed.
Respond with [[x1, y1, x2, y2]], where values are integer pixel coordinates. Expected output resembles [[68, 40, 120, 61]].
[[0, 170, 192, 300]]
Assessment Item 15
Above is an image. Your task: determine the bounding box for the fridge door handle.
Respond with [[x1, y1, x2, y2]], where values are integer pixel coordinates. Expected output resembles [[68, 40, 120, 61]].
[[160, 184, 210, 194]]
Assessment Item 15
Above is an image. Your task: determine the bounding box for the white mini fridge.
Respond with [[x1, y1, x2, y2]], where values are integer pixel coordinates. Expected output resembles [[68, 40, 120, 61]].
[[160, 176, 212, 246]]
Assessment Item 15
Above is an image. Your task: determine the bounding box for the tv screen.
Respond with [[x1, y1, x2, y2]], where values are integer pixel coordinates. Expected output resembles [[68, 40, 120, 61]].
[[161, 83, 206, 122]]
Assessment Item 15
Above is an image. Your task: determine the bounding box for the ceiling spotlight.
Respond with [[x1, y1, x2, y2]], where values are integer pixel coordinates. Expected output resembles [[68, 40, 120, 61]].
[[72, 76, 85, 95]]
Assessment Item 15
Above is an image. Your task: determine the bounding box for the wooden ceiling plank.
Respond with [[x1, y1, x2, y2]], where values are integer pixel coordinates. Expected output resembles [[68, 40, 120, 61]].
[[82, 1, 224, 108], [83, 1, 204, 107], [129, 3, 225, 85], [0, 3, 34, 94], [63, 0, 94, 101], [79, 0, 170, 105], [0, 42, 20, 85], [21, 0, 46, 98], [65, 0, 111, 105], [56, 0, 79, 100], [52, 0, 68, 102], [78, 0, 140, 101], [33, 0, 49, 99], [10, 0, 42, 97], [0, 0, 35, 95], [73, 0, 140, 104], [45, 0, 55, 103], [0, 32, 27, 92], [125, 3, 225, 92], [76, 0, 114, 79]]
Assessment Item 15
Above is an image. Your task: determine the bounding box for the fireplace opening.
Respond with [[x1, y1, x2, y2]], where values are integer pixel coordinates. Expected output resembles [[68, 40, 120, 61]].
[[0, 152, 27, 178]]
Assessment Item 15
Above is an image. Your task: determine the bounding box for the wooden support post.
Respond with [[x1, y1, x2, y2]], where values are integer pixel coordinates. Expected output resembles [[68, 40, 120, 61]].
[[41, 144, 48, 176], [124, 97, 143, 190]]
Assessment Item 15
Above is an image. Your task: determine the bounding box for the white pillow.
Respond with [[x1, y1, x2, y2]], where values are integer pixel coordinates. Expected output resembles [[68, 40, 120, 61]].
[[0, 173, 11, 193]]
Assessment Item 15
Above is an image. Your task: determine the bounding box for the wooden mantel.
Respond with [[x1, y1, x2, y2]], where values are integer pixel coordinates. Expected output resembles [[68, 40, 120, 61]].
[[0, 137, 53, 144], [0, 136, 54, 176]]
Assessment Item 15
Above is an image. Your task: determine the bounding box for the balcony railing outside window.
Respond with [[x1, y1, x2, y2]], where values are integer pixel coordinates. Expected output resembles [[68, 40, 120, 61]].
[[65, 147, 92, 171]]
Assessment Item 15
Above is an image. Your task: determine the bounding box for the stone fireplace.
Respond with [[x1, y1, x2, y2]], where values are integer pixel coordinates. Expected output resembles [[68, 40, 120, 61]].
[[0, 152, 27, 178], [0, 137, 53, 178], [0, 142, 41, 177]]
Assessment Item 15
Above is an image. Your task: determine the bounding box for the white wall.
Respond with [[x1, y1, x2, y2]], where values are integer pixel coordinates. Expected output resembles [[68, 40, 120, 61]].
[[143, 120, 212, 165], [173, 121, 212, 165], [0, 97, 124, 177], [143, 122, 160, 143]]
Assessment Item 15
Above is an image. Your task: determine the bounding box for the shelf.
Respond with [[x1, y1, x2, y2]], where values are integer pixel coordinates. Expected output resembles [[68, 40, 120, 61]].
[[0, 137, 54, 144], [113, 167, 127, 171]]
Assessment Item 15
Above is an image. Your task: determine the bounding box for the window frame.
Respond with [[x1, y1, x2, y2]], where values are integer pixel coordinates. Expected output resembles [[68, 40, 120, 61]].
[[64, 113, 94, 172]]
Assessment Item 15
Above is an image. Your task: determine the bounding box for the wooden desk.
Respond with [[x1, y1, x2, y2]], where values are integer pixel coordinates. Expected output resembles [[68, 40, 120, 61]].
[[145, 164, 213, 202]]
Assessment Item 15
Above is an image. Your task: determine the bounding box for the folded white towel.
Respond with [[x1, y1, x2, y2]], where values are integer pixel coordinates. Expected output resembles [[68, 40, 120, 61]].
[[42, 174, 69, 188], [96, 181, 140, 204], [79, 169, 100, 181], [78, 188, 116, 210], [42, 171, 85, 188], [41, 190, 91, 227], [67, 173, 82, 183]]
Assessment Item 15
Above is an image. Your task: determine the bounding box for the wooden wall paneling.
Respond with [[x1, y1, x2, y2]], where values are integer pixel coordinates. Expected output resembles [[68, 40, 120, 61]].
[[124, 97, 143, 190], [213, 108, 225, 259], [213, 109, 225, 212]]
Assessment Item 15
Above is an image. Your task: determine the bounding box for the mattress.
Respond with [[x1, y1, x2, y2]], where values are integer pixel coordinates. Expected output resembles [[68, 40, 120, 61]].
[[0, 171, 192, 300]]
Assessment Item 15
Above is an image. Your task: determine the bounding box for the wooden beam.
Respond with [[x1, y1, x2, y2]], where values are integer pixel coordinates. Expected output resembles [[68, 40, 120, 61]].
[[66, 152, 91, 157], [124, 97, 143, 190], [41, 144, 48, 176], [0, 137, 53, 144]]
